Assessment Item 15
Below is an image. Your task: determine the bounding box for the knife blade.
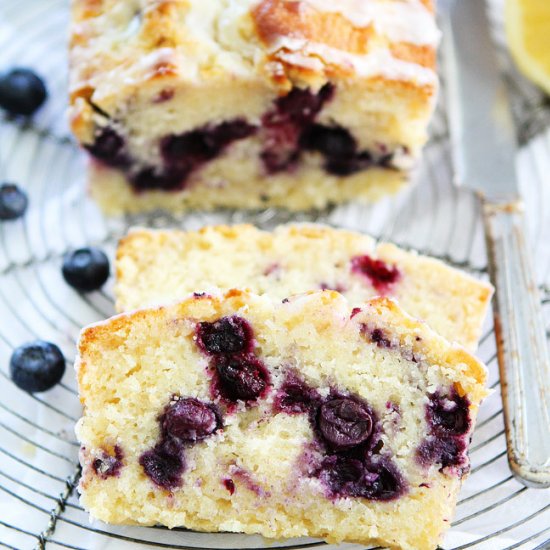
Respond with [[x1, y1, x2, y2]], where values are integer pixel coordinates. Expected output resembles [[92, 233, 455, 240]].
[[442, 0, 550, 488]]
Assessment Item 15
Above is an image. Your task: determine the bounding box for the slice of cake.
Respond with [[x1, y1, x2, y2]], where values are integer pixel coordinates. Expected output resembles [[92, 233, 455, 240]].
[[76, 290, 488, 550], [115, 223, 493, 350], [69, 0, 439, 214]]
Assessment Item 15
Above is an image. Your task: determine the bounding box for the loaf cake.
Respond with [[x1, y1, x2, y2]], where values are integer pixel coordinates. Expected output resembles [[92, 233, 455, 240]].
[[69, 0, 439, 214], [76, 289, 488, 550], [115, 223, 493, 350]]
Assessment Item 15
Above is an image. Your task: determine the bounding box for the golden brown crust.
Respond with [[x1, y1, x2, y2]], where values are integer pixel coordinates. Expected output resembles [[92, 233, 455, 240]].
[[253, 0, 375, 55], [252, 0, 437, 75], [391, 43, 436, 70]]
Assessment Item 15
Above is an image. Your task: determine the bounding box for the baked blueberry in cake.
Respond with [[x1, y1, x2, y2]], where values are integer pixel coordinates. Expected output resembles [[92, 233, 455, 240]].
[[115, 223, 493, 350], [69, 0, 439, 213], [76, 289, 488, 550]]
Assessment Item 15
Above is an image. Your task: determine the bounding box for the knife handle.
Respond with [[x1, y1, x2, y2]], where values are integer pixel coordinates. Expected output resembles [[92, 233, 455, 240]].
[[483, 199, 550, 488]]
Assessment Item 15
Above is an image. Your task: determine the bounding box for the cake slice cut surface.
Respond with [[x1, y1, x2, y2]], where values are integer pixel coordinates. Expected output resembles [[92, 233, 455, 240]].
[[69, 0, 439, 213], [76, 290, 488, 550], [115, 223, 493, 350]]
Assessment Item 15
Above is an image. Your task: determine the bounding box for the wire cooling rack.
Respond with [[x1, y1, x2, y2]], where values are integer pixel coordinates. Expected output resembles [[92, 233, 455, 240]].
[[1, 1, 550, 549]]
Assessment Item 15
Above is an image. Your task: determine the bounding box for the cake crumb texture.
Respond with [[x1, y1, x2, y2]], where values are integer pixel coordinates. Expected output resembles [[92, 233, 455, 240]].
[[76, 290, 488, 550], [115, 223, 493, 350]]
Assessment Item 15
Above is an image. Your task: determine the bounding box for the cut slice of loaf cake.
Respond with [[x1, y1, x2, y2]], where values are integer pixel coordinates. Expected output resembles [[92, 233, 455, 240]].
[[76, 289, 488, 550], [115, 223, 493, 350]]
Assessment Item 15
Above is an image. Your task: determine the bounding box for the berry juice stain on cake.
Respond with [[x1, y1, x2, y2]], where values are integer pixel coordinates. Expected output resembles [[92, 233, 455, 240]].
[[351, 255, 401, 294], [196, 316, 254, 355], [416, 387, 472, 475], [227, 465, 271, 498], [140, 396, 223, 489], [92, 445, 124, 479], [222, 478, 235, 495]]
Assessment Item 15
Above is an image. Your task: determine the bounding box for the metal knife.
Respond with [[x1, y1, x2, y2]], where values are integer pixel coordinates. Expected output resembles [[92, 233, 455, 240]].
[[442, 0, 550, 488]]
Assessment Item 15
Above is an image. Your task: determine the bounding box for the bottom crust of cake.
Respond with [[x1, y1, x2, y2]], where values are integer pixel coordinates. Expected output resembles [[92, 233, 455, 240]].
[[88, 157, 408, 215]]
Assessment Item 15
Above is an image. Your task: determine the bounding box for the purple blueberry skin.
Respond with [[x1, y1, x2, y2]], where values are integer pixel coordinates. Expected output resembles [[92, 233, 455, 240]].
[[274, 372, 321, 415], [300, 124, 356, 159], [139, 438, 186, 490], [162, 397, 221, 442], [317, 397, 374, 450], [130, 166, 186, 192], [92, 445, 124, 479], [0, 68, 47, 117], [368, 328, 392, 348], [213, 353, 270, 402], [426, 389, 471, 436], [196, 316, 254, 355], [85, 127, 129, 168], [416, 435, 469, 472], [260, 84, 334, 174], [318, 454, 406, 501], [415, 388, 472, 473], [161, 119, 256, 166]]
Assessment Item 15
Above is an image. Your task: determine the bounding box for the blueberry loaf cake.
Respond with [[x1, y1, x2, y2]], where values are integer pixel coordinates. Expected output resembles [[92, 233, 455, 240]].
[[116, 224, 493, 350], [76, 290, 487, 550], [69, 0, 439, 214]]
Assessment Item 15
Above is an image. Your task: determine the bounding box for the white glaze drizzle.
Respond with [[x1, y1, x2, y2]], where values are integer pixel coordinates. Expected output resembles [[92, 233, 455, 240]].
[[273, 37, 437, 86], [303, 0, 440, 46]]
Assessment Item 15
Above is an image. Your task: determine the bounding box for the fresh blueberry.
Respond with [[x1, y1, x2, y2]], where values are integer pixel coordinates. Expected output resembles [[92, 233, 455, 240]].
[[0, 183, 28, 220], [139, 437, 186, 490], [0, 68, 47, 116], [213, 353, 270, 402], [196, 316, 254, 355], [62, 247, 110, 292], [162, 397, 221, 442], [317, 397, 373, 450], [9, 340, 65, 393]]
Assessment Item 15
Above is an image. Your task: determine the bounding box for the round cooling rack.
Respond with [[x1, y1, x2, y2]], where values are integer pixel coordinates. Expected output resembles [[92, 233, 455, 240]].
[[0, 1, 550, 549]]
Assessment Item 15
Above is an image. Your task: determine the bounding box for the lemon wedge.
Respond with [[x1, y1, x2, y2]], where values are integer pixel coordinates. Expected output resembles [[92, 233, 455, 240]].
[[505, 0, 550, 94]]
